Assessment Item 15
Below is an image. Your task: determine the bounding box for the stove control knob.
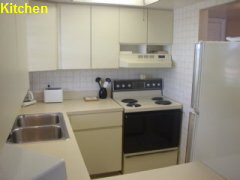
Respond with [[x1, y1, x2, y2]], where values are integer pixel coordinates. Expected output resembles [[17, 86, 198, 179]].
[[128, 84, 132, 88], [157, 83, 161, 87], [146, 83, 150, 87], [116, 84, 120, 88], [122, 84, 126, 88], [152, 83, 156, 87]]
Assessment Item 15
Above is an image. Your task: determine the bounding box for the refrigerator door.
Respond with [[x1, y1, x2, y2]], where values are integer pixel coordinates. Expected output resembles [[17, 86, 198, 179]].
[[192, 42, 240, 180]]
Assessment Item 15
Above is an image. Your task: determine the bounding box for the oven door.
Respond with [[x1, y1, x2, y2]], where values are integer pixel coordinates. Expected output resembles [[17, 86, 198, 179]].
[[123, 109, 182, 155]]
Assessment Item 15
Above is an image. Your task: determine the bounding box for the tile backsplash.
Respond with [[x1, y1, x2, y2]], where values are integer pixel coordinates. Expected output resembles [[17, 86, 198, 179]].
[[29, 68, 162, 93]]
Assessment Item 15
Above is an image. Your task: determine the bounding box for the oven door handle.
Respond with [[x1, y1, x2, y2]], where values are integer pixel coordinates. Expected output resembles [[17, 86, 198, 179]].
[[124, 147, 178, 158]]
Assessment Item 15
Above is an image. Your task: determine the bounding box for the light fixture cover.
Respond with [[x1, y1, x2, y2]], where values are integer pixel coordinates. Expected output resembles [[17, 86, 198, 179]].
[[144, 0, 158, 5], [72, 0, 158, 6]]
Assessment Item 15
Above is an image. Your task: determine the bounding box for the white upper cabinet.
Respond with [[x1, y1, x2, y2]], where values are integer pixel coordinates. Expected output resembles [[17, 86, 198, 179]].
[[27, 1, 58, 71], [120, 7, 147, 44], [91, 6, 119, 69], [147, 9, 173, 44], [59, 4, 91, 69]]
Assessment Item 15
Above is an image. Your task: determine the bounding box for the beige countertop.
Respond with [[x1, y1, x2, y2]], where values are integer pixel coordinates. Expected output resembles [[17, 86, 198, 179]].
[[7, 99, 224, 180], [21, 98, 123, 115], [100, 162, 224, 180], [8, 99, 123, 180]]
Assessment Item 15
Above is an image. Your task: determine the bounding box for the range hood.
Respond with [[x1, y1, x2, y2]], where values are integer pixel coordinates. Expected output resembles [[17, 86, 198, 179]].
[[120, 53, 172, 68]]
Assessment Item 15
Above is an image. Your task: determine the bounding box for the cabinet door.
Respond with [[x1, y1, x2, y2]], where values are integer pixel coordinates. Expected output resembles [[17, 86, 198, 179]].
[[148, 9, 173, 44], [60, 5, 91, 69], [0, 0, 29, 149], [27, 1, 58, 71], [74, 127, 122, 175], [120, 7, 147, 44], [92, 6, 119, 69], [16, 0, 29, 91]]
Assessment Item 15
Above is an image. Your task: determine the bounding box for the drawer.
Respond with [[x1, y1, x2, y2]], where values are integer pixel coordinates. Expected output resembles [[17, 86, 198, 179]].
[[70, 111, 122, 130], [123, 150, 178, 174]]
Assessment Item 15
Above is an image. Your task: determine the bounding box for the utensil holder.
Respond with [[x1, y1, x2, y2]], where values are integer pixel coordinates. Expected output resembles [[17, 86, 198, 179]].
[[99, 88, 107, 99]]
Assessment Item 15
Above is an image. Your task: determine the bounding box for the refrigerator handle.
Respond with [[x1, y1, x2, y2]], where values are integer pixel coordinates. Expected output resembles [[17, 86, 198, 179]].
[[185, 112, 197, 163], [191, 43, 203, 112]]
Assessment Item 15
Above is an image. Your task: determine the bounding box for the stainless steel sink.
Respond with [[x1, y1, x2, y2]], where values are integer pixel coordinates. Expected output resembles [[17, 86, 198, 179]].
[[17, 113, 60, 127], [7, 112, 69, 144], [10, 125, 63, 143]]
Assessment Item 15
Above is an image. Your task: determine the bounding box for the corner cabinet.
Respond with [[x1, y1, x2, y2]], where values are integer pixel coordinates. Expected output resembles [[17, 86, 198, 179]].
[[120, 7, 147, 44], [69, 111, 122, 175], [27, 1, 58, 71], [91, 6, 119, 69], [59, 4, 91, 69], [147, 9, 173, 44]]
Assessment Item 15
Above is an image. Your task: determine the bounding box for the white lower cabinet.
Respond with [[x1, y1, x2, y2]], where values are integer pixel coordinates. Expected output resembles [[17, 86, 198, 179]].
[[69, 112, 122, 175]]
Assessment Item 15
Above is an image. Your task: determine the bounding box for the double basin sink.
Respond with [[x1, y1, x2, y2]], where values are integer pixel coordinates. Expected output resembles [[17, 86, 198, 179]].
[[7, 112, 69, 144]]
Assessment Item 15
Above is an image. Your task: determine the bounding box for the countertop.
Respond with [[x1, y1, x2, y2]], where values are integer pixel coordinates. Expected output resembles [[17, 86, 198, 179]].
[[20, 98, 123, 115], [100, 162, 224, 180], [7, 99, 224, 180], [9, 99, 123, 180]]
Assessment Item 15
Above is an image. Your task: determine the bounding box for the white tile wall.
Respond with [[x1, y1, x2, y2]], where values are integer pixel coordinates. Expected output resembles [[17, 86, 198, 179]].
[[160, 0, 234, 163], [29, 69, 161, 93]]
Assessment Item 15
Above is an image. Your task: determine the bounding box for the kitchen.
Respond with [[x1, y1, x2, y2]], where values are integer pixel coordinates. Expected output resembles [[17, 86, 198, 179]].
[[0, 0, 240, 179]]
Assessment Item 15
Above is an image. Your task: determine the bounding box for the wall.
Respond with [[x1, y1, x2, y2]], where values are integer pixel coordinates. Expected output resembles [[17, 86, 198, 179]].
[[226, 17, 240, 37], [161, 0, 235, 163]]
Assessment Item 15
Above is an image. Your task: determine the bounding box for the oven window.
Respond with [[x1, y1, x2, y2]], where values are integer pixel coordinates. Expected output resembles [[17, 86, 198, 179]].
[[123, 110, 182, 154]]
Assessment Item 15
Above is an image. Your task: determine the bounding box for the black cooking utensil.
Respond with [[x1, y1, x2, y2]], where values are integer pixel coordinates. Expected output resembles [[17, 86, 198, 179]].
[[95, 77, 102, 88], [105, 78, 111, 83]]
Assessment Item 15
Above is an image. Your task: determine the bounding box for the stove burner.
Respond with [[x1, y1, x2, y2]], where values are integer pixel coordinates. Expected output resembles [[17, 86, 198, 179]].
[[126, 103, 141, 107], [155, 100, 172, 105], [122, 99, 138, 103], [152, 97, 163, 101]]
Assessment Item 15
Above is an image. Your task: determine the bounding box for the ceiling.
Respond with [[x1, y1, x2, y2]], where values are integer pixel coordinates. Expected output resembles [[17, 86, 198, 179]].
[[208, 1, 240, 19]]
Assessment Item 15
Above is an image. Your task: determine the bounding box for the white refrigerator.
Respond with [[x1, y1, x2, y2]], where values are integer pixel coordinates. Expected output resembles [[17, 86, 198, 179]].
[[186, 41, 240, 180]]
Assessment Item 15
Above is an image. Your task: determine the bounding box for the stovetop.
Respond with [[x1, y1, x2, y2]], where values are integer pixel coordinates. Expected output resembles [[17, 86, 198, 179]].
[[112, 79, 182, 113], [114, 96, 182, 113]]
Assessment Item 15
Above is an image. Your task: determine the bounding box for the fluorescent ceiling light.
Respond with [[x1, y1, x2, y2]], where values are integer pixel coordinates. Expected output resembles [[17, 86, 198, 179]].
[[144, 0, 158, 5], [72, 0, 159, 6]]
